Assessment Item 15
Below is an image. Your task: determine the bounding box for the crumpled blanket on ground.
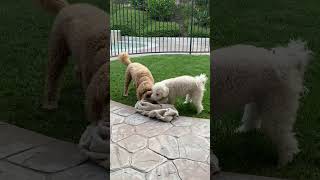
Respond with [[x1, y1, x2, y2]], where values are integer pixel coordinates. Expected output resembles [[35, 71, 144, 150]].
[[134, 101, 179, 122], [78, 120, 109, 168]]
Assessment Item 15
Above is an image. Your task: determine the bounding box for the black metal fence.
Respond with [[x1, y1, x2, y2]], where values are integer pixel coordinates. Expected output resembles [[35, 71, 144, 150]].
[[110, 0, 209, 57]]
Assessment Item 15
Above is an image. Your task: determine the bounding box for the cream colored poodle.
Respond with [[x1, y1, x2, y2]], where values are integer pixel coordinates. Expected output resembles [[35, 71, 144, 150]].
[[151, 74, 207, 114], [212, 40, 312, 166]]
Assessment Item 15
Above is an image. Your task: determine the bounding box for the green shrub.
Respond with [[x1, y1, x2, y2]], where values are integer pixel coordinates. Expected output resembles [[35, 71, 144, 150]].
[[193, 0, 209, 27], [111, 25, 137, 36], [146, 0, 176, 21], [194, 7, 209, 27], [130, 0, 146, 10], [144, 29, 181, 37], [144, 22, 181, 36], [178, 3, 192, 15], [189, 27, 209, 37], [194, 0, 207, 7]]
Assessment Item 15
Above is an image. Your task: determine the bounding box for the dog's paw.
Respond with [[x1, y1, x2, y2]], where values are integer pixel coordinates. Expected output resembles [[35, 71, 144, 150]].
[[196, 105, 203, 114], [196, 110, 203, 115], [183, 98, 190, 104], [123, 93, 128, 97], [278, 154, 294, 168], [278, 147, 300, 167], [183, 100, 192, 104]]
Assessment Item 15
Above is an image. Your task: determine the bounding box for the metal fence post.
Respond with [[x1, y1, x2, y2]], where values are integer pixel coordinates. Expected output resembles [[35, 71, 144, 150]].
[[110, 0, 209, 57], [189, 0, 195, 54]]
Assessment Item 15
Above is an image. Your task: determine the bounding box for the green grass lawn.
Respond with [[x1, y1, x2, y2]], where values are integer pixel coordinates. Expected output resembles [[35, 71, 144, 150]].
[[110, 55, 210, 119], [0, 0, 106, 143], [211, 0, 320, 179]]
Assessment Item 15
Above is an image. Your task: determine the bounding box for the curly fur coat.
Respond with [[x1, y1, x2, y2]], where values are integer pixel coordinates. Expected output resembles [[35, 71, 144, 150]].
[[34, 0, 109, 168], [35, 0, 109, 123], [211, 40, 312, 166]]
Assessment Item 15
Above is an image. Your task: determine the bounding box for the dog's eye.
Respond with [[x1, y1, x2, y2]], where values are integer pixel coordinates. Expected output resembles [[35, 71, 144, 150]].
[[156, 93, 159, 96]]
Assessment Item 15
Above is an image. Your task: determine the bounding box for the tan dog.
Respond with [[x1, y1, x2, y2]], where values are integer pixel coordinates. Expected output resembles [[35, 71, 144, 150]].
[[36, 0, 109, 123], [118, 52, 154, 100]]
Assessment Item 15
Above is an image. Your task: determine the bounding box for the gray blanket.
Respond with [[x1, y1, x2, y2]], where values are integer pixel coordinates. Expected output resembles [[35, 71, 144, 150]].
[[134, 101, 179, 122], [78, 120, 109, 168]]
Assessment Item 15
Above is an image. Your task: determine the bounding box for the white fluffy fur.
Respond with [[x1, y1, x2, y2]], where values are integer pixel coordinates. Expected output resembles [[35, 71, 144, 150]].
[[212, 39, 312, 166], [151, 74, 207, 114]]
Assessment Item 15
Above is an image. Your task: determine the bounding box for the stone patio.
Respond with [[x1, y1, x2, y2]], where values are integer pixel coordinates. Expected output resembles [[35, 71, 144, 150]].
[[110, 101, 287, 180], [110, 100, 211, 179], [0, 122, 106, 180], [0, 101, 287, 180]]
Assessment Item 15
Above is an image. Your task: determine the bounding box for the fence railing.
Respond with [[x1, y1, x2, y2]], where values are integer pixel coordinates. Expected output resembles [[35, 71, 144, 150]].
[[110, 0, 209, 57]]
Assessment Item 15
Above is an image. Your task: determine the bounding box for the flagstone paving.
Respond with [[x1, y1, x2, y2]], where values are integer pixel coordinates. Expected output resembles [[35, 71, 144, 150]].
[[0, 122, 107, 180], [0, 100, 286, 180], [110, 100, 211, 180], [110, 101, 286, 180]]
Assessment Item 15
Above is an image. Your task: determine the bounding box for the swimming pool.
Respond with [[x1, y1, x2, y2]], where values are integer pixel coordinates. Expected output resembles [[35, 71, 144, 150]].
[[111, 40, 155, 56]]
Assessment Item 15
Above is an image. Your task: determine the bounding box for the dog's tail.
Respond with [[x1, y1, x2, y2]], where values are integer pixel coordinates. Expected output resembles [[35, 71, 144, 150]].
[[273, 39, 313, 74], [118, 52, 132, 66], [34, 0, 69, 14], [195, 74, 208, 90]]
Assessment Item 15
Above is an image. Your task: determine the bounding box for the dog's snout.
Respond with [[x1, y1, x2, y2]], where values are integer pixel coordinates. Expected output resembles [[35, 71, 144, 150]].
[[145, 91, 152, 99]]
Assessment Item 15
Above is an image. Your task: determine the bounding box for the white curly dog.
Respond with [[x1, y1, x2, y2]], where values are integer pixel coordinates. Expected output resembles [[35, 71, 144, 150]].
[[212, 40, 312, 166], [150, 74, 207, 114]]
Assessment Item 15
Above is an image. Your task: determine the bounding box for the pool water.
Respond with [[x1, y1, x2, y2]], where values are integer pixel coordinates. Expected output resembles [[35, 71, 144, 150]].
[[111, 40, 148, 55]]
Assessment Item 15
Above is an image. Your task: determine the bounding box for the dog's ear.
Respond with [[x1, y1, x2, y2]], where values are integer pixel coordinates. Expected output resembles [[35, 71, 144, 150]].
[[137, 83, 152, 100], [136, 86, 144, 100]]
